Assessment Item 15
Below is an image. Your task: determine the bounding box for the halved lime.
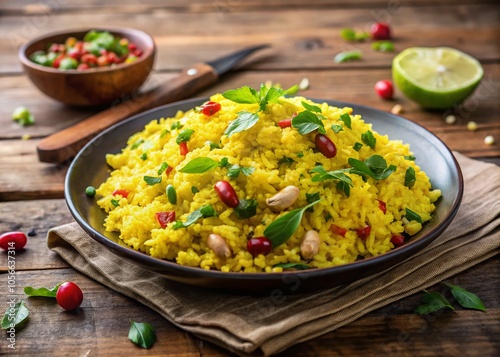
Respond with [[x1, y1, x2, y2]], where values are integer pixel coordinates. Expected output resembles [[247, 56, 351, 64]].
[[392, 47, 483, 110]]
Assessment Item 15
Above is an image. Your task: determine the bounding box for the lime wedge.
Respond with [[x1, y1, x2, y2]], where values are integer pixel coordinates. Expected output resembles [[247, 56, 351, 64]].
[[392, 47, 483, 109]]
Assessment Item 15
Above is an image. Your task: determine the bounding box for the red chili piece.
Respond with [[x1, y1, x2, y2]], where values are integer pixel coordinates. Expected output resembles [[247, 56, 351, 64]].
[[179, 141, 189, 156], [329, 224, 347, 238], [165, 166, 173, 176], [247, 237, 272, 257], [112, 189, 129, 198], [391, 234, 405, 247], [370, 22, 391, 40], [374, 80, 394, 100], [315, 134, 337, 158], [0, 232, 27, 251], [278, 118, 292, 128], [377, 199, 387, 214], [214, 180, 239, 208], [56, 282, 84, 311], [356, 225, 371, 240], [200, 101, 221, 116], [156, 211, 176, 228]]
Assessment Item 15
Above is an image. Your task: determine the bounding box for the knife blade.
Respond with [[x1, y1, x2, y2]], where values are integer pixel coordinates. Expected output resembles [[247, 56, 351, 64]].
[[36, 44, 270, 164]]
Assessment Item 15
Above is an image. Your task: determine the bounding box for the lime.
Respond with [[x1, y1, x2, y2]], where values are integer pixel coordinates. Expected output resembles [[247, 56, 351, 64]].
[[392, 47, 483, 110]]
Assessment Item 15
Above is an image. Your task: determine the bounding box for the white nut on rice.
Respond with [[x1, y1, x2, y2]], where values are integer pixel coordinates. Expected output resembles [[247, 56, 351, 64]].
[[300, 230, 321, 259], [207, 234, 232, 259], [266, 185, 300, 212]]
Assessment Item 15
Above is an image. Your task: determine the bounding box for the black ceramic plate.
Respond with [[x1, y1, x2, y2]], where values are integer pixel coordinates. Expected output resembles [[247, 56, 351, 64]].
[[65, 98, 463, 294]]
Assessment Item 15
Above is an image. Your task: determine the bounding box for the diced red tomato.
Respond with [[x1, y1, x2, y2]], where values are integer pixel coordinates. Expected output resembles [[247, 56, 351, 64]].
[[200, 101, 221, 116], [330, 224, 347, 237], [278, 118, 292, 128], [156, 211, 176, 228], [377, 199, 387, 214], [390, 234, 405, 247], [179, 142, 189, 155], [165, 166, 173, 176], [112, 189, 129, 198], [356, 225, 371, 240]]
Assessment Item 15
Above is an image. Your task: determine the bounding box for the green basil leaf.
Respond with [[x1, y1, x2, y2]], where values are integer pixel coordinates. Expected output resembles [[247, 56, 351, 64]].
[[24, 284, 61, 298], [273, 262, 310, 270], [331, 124, 343, 133], [441, 283, 486, 312], [170, 121, 183, 130], [292, 110, 325, 135], [224, 111, 260, 137], [173, 204, 217, 229], [234, 199, 258, 219], [405, 208, 423, 223], [339, 113, 352, 129], [157, 162, 169, 175], [264, 200, 321, 247], [223, 86, 260, 104], [353, 142, 362, 151], [130, 139, 144, 150], [336, 180, 351, 197], [179, 157, 219, 173], [361, 130, 376, 149], [166, 185, 177, 204], [301, 101, 322, 113], [334, 50, 362, 63], [128, 321, 156, 349], [1, 301, 29, 329], [143, 176, 162, 186], [349, 155, 396, 180], [405, 167, 416, 188], [175, 129, 194, 144], [415, 291, 454, 315]]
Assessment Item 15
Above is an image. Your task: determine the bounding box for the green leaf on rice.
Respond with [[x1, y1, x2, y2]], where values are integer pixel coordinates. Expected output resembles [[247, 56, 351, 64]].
[[405, 166, 416, 188], [405, 208, 423, 223], [179, 157, 219, 173], [301, 101, 322, 113], [310, 166, 353, 196], [143, 176, 162, 186], [348, 155, 396, 180], [264, 200, 321, 247], [173, 204, 217, 229], [361, 130, 376, 149], [291, 110, 326, 135], [224, 111, 260, 137], [339, 113, 352, 129], [222, 86, 260, 104]]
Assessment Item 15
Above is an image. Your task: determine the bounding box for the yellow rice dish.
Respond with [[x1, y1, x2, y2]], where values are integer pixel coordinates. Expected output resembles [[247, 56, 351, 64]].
[[95, 86, 441, 273]]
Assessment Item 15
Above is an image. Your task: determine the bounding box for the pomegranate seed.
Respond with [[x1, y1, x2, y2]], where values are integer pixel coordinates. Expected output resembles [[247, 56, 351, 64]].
[[278, 118, 292, 128], [156, 211, 176, 228], [200, 101, 221, 116], [370, 22, 391, 40], [56, 282, 83, 311], [214, 180, 239, 208], [374, 80, 394, 100], [247, 237, 272, 257], [329, 224, 347, 237], [356, 225, 371, 240], [0, 232, 27, 251], [377, 199, 387, 214], [112, 189, 129, 198], [179, 141, 189, 155], [391, 234, 405, 247], [315, 133, 337, 158]]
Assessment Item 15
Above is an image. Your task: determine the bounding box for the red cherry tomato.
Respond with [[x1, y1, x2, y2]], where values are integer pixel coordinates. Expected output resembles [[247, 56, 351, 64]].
[[128, 43, 137, 51], [52, 55, 65, 68], [374, 80, 394, 100], [96, 55, 109, 67], [112, 189, 129, 198], [329, 224, 347, 238], [278, 118, 292, 128], [377, 199, 387, 214], [356, 225, 371, 240], [214, 180, 239, 208], [107, 52, 120, 64], [315, 134, 337, 158], [247, 237, 272, 257], [56, 282, 83, 311], [81, 53, 97, 66], [77, 63, 89, 70], [200, 101, 221, 116], [391, 234, 405, 247], [179, 141, 189, 156], [156, 211, 176, 228], [0, 232, 27, 251], [370, 22, 391, 40]]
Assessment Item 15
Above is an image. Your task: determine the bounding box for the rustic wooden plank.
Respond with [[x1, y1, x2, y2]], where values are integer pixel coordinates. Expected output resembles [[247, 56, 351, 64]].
[[1, 4, 499, 73]]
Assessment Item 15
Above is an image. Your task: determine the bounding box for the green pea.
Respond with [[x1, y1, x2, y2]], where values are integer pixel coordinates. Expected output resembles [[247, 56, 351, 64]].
[[85, 186, 96, 197], [166, 185, 177, 204]]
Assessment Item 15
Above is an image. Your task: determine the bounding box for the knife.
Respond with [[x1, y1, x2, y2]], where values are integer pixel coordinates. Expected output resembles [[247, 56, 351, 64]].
[[37, 44, 270, 163]]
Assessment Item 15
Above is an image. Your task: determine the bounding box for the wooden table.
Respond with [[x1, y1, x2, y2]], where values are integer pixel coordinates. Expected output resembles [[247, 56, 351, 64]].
[[1, 1, 498, 355]]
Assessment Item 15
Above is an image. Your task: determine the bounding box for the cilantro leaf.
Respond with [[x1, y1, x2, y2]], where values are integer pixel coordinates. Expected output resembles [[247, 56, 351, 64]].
[[339, 113, 352, 129], [353, 142, 362, 151], [311, 166, 353, 196], [292, 110, 326, 135], [224, 111, 260, 137], [302, 101, 322, 113], [170, 121, 183, 130], [331, 124, 343, 133], [348, 155, 396, 180], [361, 130, 376, 149], [222, 86, 260, 104], [157, 162, 169, 175], [179, 157, 220, 174]]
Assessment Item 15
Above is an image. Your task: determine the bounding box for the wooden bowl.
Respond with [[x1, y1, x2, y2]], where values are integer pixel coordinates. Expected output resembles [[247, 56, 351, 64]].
[[19, 27, 156, 106]]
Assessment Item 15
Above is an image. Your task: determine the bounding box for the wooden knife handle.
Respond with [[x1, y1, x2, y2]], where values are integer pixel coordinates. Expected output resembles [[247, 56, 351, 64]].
[[37, 62, 218, 163]]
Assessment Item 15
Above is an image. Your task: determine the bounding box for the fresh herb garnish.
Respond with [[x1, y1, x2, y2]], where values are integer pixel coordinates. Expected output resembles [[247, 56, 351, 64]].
[[348, 155, 396, 180], [441, 283, 486, 311], [157, 162, 169, 175], [170, 121, 183, 130], [24, 284, 61, 298], [263, 200, 320, 247], [143, 176, 162, 186], [292, 110, 326, 135], [175, 129, 194, 144], [405, 208, 423, 223], [139, 153, 147, 160], [361, 130, 376, 149], [405, 167, 416, 188], [208, 141, 221, 150], [296, 152, 304, 158], [227, 164, 255, 178], [130, 139, 144, 150], [173, 204, 217, 229], [404, 155, 416, 161], [111, 199, 120, 207], [334, 50, 362, 63], [301, 101, 322, 113], [191, 186, 199, 194], [414, 291, 454, 315], [306, 192, 321, 204], [128, 321, 156, 349], [166, 185, 177, 204], [311, 166, 353, 197], [234, 199, 258, 219], [331, 124, 343, 133], [273, 262, 310, 270], [353, 142, 363, 151], [278, 156, 296, 166], [1, 301, 29, 330], [371, 40, 395, 52], [224, 111, 260, 137], [179, 157, 219, 173], [339, 113, 352, 129], [219, 157, 230, 168]]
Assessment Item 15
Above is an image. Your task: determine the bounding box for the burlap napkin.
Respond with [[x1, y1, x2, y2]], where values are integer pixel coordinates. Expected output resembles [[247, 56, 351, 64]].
[[48, 152, 500, 356]]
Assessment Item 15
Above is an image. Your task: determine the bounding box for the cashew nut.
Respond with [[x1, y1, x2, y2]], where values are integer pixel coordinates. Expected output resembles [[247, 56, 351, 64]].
[[266, 185, 300, 212], [300, 230, 321, 259], [207, 233, 232, 259]]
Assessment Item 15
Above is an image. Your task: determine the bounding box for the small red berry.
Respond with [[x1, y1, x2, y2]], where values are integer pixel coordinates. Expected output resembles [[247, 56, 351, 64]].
[[370, 22, 391, 40], [391, 234, 405, 247], [377, 199, 387, 214], [247, 237, 272, 257], [56, 282, 83, 311], [374, 80, 394, 100], [0, 232, 27, 251]]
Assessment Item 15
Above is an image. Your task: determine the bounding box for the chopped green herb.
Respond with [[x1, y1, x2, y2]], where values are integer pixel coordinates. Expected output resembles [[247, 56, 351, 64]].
[[353, 142, 363, 151], [234, 199, 258, 219], [208, 141, 221, 150], [175, 129, 194, 144], [405, 167, 416, 188], [85, 186, 96, 197], [130, 139, 144, 150], [166, 185, 177, 204], [179, 157, 219, 174], [222, 86, 260, 104], [227, 164, 255, 178], [311, 166, 353, 197], [339, 113, 352, 129], [371, 40, 395, 52], [306, 192, 321, 204], [170, 121, 183, 130], [348, 155, 396, 180], [273, 262, 310, 270], [415, 291, 454, 315], [404, 155, 416, 161], [139, 153, 147, 160], [361, 130, 376, 149], [143, 176, 162, 186], [324, 212, 332, 222], [405, 208, 423, 223], [24, 283, 61, 298], [219, 157, 230, 168], [296, 152, 304, 158], [301, 101, 322, 113], [292, 110, 326, 135], [1, 301, 29, 330], [241, 167, 255, 176], [334, 50, 362, 63], [173, 205, 217, 229], [157, 162, 169, 175], [224, 111, 260, 137], [128, 321, 156, 349], [191, 186, 199, 194], [441, 283, 486, 312], [111, 199, 120, 207], [331, 124, 343, 133], [278, 156, 296, 166]]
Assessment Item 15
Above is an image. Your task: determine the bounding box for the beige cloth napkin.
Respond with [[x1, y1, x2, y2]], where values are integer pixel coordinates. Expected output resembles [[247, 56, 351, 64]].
[[48, 152, 500, 356]]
